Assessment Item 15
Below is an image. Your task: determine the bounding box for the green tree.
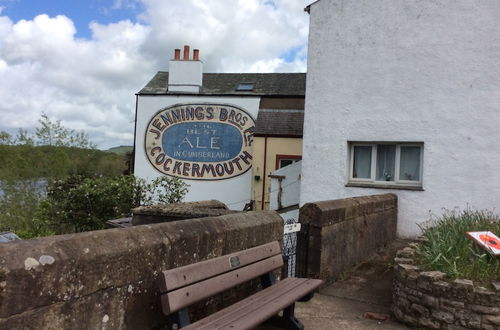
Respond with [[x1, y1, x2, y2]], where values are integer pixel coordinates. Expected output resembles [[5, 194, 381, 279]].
[[15, 128, 34, 146], [0, 131, 13, 145], [35, 113, 96, 148]]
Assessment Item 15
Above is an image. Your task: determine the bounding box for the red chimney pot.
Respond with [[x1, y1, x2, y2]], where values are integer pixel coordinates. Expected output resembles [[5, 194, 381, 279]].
[[193, 49, 199, 61], [183, 45, 190, 60], [174, 49, 181, 60]]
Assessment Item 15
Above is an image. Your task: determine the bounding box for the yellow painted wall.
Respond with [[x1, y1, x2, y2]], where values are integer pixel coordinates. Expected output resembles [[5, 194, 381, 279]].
[[252, 137, 302, 210]]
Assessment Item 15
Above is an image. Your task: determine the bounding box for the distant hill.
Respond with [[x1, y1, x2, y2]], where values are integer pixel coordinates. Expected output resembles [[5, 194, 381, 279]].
[[105, 146, 133, 154]]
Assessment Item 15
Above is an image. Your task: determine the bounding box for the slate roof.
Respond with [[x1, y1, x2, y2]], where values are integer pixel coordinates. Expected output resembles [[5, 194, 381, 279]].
[[138, 72, 306, 96], [254, 109, 304, 137]]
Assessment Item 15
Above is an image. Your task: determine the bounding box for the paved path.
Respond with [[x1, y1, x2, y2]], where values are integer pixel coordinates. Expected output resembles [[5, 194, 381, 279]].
[[271, 239, 413, 329]]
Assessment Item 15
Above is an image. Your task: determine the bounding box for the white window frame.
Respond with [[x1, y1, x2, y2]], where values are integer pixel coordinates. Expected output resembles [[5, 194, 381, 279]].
[[348, 142, 423, 188]]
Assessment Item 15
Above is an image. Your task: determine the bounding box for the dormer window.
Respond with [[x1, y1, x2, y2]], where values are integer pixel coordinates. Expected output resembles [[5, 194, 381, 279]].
[[236, 83, 254, 91]]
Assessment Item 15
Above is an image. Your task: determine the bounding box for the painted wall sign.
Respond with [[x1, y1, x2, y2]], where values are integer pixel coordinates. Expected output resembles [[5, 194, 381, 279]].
[[145, 103, 255, 180]]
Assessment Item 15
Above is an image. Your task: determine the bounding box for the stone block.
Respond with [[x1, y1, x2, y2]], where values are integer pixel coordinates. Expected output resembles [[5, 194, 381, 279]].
[[421, 294, 439, 308], [441, 298, 465, 309], [396, 263, 420, 279], [442, 325, 468, 330], [483, 314, 500, 326], [433, 281, 452, 295], [474, 287, 497, 307], [470, 304, 499, 315], [419, 317, 440, 329], [431, 310, 455, 324], [452, 278, 475, 300], [397, 247, 416, 259], [410, 303, 429, 317], [456, 311, 482, 329], [394, 257, 414, 265]]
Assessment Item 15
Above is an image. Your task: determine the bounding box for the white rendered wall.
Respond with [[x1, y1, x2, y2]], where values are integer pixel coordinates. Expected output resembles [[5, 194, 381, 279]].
[[269, 161, 302, 211], [135, 95, 260, 210], [168, 60, 203, 93], [301, 0, 500, 236]]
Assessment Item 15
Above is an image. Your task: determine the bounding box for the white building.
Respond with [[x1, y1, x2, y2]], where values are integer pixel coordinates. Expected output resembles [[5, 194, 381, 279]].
[[133, 46, 305, 209], [301, 0, 500, 236]]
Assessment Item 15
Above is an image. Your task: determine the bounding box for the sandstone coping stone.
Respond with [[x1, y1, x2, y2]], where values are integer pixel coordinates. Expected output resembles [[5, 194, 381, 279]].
[[299, 193, 397, 227], [0, 210, 283, 329], [131, 200, 238, 226]]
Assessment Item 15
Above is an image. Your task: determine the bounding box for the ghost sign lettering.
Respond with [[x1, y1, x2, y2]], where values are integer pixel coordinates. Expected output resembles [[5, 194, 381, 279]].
[[145, 103, 255, 180]]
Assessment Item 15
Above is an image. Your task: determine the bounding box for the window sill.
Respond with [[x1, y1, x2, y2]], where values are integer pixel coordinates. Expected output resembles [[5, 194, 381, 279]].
[[345, 182, 424, 191]]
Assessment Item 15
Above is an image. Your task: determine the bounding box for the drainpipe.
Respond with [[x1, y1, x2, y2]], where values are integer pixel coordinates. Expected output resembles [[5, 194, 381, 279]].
[[131, 94, 139, 174], [261, 136, 268, 210]]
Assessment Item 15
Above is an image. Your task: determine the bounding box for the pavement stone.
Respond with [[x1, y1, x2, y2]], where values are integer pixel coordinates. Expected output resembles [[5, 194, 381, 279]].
[[259, 239, 412, 330]]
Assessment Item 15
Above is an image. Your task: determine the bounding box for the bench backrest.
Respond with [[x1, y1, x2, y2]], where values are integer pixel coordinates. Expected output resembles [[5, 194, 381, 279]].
[[159, 241, 283, 314]]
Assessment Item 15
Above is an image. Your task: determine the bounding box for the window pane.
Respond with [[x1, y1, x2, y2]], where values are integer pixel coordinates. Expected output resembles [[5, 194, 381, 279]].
[[279, 159, 294, 168], [353, 146, 372, 178], [376, 144, 396, 181], [399, 146, 421, 181]]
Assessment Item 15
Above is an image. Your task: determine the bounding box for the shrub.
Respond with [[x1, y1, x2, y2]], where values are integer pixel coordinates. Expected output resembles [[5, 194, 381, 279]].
[[0, 179, 55, 239], [37, 175, 189, 234], [416, 209, 500, 284]]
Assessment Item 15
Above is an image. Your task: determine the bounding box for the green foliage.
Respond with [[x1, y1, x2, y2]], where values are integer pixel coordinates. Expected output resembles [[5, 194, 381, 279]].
[[416, 209, 500, 284], [1, 113, 95, 148], [35, 113, 96, 148], [0, 113, 135, 238], [0, 145, 126, 181], [37, 175, 189, 233], [0, 180, 55, 239]]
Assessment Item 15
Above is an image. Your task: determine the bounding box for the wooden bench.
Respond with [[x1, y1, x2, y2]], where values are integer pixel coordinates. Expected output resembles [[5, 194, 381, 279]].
[[158, 241, 323, 329]]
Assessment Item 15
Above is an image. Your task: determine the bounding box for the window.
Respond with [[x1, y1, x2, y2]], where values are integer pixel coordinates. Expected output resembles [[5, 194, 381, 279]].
[[236, 83, 254, 91], [275, 154, 301, 169], [349, 142, 423, 188]]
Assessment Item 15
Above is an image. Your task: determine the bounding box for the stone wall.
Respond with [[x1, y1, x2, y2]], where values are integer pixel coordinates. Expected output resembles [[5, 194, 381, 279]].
[[392, 243, 500, 329], [0, 211, 283, 329], [299, 193, 397, 285]]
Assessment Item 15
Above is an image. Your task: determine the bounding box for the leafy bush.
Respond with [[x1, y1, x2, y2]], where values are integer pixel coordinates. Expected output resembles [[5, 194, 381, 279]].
[[0, 180, 55, 239], [37, 175, 189, 233], [416, 209, 500, 284]]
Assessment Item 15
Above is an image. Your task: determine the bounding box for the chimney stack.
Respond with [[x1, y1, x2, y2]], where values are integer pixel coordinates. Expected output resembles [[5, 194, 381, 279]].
[[168, 45, 203, 93], [183, 45, 190, 60]]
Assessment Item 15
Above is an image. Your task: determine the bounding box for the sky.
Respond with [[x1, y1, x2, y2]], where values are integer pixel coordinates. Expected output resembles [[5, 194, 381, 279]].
[[0, 0, 311, 149]]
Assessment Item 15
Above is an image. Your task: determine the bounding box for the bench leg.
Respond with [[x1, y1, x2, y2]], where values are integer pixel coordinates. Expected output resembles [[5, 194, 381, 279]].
[[282, 303, 304, 330], [176, 308, 190, 328]]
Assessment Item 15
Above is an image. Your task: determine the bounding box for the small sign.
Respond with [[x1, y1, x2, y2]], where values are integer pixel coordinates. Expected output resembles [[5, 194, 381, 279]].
[[284, 223, 301, 234], [229, 256, 240, 268], [145, 103, 255, 180], [466, 231, 500, 256]]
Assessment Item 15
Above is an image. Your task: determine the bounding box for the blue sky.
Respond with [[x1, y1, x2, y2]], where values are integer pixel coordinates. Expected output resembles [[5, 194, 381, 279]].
[[0, 0, 310, 148], [0, 0, 143, 38]]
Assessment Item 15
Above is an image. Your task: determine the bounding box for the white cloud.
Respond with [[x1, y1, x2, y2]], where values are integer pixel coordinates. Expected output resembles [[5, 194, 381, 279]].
[[0, 0, 310, 148]]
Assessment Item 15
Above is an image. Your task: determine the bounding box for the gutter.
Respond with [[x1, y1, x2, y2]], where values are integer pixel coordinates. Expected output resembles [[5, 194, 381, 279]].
[[261, 136, 268, 210], [304, 0, 321, 14]]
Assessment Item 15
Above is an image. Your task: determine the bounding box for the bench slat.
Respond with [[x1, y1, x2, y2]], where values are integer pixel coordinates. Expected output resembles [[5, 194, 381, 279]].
[[162, 254, 284, 314], [183, 277, 323, 330], [159, 241, 281, 293]]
